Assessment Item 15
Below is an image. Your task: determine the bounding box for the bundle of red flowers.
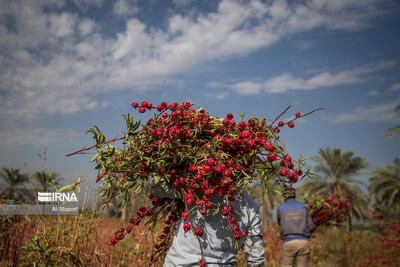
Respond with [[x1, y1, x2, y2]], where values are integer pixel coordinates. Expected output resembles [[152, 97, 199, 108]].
[[68, 101, 324, 265], [306, 187, 355, 226]]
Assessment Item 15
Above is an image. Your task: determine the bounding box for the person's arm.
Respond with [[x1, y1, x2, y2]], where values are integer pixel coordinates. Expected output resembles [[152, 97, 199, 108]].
[[148, 174, 180, 199], [277, 207, 281, 226], [242, 206, 265, 267]]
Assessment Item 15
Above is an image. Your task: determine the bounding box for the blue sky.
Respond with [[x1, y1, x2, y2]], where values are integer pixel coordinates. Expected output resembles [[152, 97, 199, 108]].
[[0, 0, 399, 193]]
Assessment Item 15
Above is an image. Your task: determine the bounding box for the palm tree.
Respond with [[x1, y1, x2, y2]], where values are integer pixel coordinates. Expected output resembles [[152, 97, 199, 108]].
[[369, 157, 400, 208], [247, 179, 282, 228], [385, 104, 400, 138], [299, 148, 370, 231], [33, 170, 64, 192], [0, 168, 33, 202]]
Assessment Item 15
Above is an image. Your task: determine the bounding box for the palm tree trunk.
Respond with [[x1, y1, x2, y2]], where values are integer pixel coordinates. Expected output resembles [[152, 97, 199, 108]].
[[262, 193, 272, 230], [266, 213, 273, 228], [261, 198, 268, 230], [121, 203, 127, 222], [346, 214, 352, 232], [346, 214, 352, 265]]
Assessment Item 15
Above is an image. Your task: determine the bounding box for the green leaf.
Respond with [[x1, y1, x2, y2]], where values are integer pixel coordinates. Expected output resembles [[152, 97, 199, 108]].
[[86, 125, 105, 148], [122, 113, 141, 137], [274, 189, 282, 195], [57, 177, 81, 192], [238, 110, 245, 120], [154, 174, 161, 184], [135, 183, 142, 193]]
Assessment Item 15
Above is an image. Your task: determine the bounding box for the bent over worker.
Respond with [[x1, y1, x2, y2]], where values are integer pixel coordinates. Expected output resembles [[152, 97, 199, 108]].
[[150, 176, 265, 266]]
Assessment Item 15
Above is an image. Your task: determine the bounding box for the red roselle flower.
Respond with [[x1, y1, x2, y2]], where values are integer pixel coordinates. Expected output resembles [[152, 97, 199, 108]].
[[287, 162, 294, 169], [232, 224, 239, 231], [198, 259, 206, 267], [183, 223, 191, 233], [226, 205, 233, 212], [265, 142, 274, 151], [182, 101, 191, 109], [233, 232, 240, 239], [268, 152, 277, 161], [182, 212, 189, 220], [222, 208, 229, 216], [194, 227, 203, 237]]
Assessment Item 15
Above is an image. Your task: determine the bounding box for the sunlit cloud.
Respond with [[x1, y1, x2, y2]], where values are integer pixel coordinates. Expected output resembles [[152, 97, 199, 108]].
[[335, 100, 400, 123]]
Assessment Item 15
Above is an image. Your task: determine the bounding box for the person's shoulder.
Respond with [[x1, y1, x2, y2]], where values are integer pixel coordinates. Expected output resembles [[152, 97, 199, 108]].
[[277, 201, 286, 212], [279, 199, 307, 211], [293, 200, 308, 211], [241, 191, 260, 208], [295, 199, 308, 208]]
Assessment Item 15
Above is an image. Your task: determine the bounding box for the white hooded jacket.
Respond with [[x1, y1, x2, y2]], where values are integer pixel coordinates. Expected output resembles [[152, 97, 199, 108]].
[[150, 177, 265, 267]]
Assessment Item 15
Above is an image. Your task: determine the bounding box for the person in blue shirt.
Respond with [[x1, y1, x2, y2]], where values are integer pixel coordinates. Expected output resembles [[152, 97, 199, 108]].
[[277, 188, 315, 267]]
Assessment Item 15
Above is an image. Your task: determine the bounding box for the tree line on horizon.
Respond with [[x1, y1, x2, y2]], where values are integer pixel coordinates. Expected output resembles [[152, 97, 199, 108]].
[[0, 169, 63, 203]]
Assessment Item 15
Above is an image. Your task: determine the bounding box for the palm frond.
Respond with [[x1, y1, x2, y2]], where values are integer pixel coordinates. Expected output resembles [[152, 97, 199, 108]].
[[369, 158, 400, 207]]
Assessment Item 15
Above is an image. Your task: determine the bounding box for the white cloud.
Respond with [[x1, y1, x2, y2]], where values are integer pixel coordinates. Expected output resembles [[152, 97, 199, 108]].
[[173, 0, 193, 6], [112, 18, 152, 60], [368, 90, 380, 96], [208, 81, 230, 89], [234, 82, 262, 95], [0, 0, 394, 129], [263, 71, 359, 93], [335, 100, 400, 123], [0, 53, 100, 121], [390, 83, 400, 91], [264, 61, 395, 93], [72, 0, 105, 11], [113, 0, 139, 16], [0, 127, 79, 146], [48, 13, 77, 37], [215, 92, 229, 99], [78, 18, 96, 36], [221, 61, 394, 95]]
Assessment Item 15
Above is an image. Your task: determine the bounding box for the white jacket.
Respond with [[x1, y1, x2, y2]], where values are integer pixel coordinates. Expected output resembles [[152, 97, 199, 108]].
[[150, 177, 265, 266]]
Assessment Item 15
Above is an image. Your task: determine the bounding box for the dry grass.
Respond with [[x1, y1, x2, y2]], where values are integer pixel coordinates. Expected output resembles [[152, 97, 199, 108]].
[[0, 213, 398, 267]]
